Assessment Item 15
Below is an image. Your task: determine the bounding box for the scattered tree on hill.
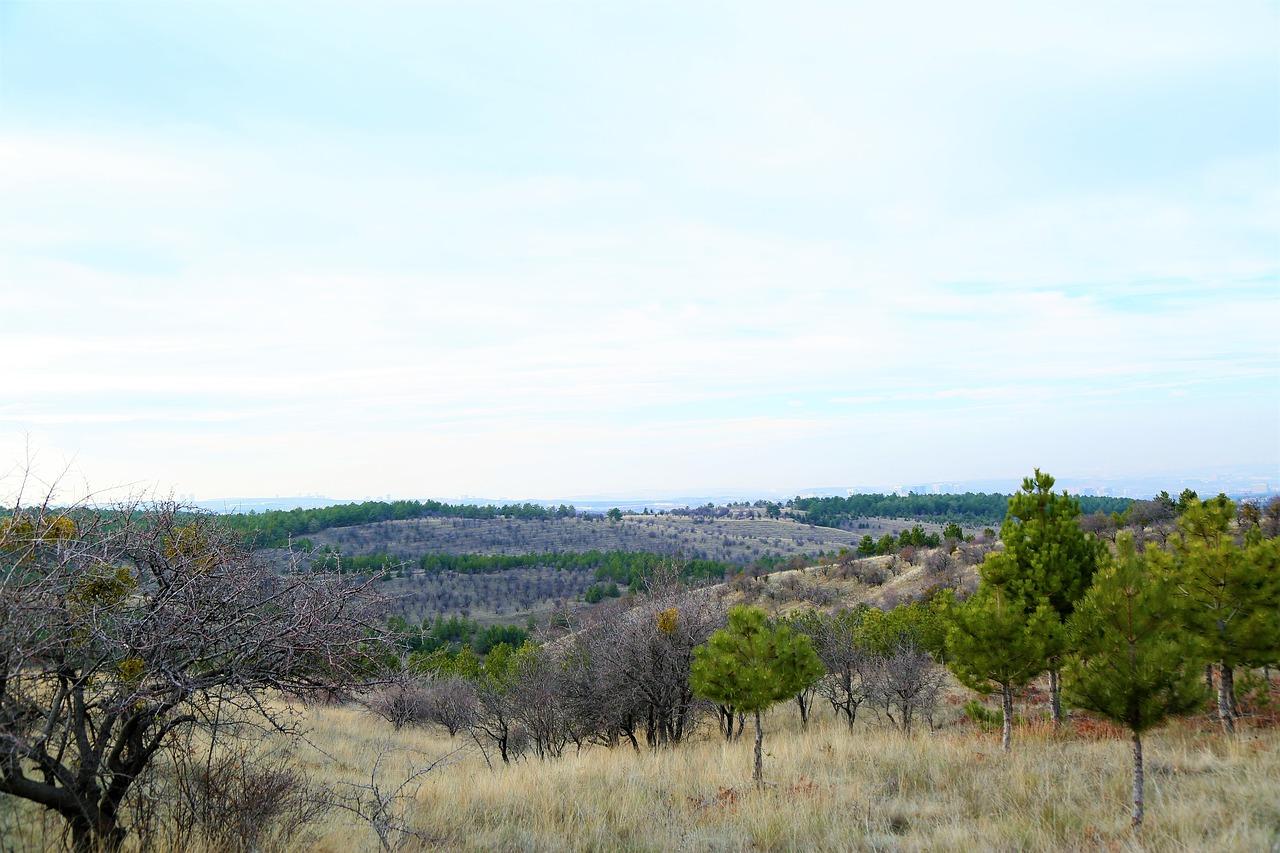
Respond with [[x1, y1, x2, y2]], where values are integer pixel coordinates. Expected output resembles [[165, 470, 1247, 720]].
[[690, 606, 824, 784], [0, 500, 380, 853], [1063, 533, 1207, 828]]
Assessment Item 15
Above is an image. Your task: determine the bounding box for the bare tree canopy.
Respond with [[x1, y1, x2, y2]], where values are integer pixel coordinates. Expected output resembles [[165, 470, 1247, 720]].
[[0, 498, 382, 852]]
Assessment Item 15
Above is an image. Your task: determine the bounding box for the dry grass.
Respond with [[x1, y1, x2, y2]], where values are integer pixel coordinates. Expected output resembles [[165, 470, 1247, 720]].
[[6, 697, 1276, 852], [222, 701, 1280, 851]]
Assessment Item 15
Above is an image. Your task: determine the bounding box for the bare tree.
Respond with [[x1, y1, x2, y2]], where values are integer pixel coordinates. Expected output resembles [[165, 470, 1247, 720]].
[[425, 675, 478, 737], [870, 640, 946, 733], [808, 610, 876, 730], [570, 581, 725, 749], [0, 497, 382, 852], [508, 648, 570, 760], [365, 677, 435, 732]]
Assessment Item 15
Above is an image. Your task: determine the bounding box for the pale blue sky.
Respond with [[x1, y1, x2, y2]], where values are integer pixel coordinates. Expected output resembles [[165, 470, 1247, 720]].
[[1, 1, 1277, 502]]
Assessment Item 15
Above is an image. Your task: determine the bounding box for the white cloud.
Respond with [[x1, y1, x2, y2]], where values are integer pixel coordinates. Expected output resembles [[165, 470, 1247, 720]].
[[1, 2, 1275, 498]]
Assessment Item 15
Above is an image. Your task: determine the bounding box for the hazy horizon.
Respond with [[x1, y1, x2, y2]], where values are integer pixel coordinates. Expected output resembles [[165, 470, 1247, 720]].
[[3, 2, 1277, 503]]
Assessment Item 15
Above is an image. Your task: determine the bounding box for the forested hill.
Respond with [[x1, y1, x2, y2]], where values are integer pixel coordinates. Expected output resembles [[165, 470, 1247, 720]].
[[216, 491, 1134, 549], [218, 499, 578, 548], [790, 492, 1132, 528]]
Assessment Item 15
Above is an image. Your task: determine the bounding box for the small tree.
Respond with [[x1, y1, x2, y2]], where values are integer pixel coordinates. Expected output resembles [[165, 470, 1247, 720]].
[[1063, 534, 1207, 827], [987, 469, 1104, 726], [690, 606, 824, 784], [941, 583, 1058, 752], [802, 608, 876, 730], [1168, 497, 1280, 732]]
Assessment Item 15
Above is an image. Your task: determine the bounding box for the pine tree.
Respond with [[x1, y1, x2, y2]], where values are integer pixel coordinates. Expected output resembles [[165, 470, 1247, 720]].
[[1169, 497, 1280, 732], [988, 469, 1104, 724], [690, 606, 824, 784], [941, 582, 1059, 751], [1063, 533, 1207, 828]]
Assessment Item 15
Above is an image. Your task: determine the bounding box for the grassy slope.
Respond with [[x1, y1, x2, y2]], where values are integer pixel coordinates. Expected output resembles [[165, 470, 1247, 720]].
[[284, 699, 1280, 851], [8, 689, 1274, 852]]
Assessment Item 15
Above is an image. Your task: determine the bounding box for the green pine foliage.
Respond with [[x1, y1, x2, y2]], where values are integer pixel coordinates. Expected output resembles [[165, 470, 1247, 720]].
[[989, 469, 1104, 621], [981, 469, 1105, 723], [691, 606, 824, 782], [941, 582, 1059, 751], [1063, 533, 1208, 827], [1168, 497, 1280, 730], [1171, 497, 1280, 671]]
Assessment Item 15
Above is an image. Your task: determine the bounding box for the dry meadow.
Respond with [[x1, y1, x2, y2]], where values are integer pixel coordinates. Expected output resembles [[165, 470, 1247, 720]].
[[8, 692, 1273, 853]]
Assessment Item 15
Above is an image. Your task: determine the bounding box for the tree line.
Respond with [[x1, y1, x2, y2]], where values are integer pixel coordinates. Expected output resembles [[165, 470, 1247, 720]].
[[219, 499, 581, 548], [791, 491, 1132, 528]]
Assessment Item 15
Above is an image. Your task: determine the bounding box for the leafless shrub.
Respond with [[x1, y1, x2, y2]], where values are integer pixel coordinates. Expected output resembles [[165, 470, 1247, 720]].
[[366, 678, 436, 731], [853, 561, 888, 585], [923, 549, 965, 590], [426, 675, 478, 737], [327, 744, 460, 852], [163, 744, 328, 853], [870, 641, 946, 733], [1079, 511, 1115, 540], [568, 580, 726, 749], [956, 541, 992, 567], [509, 649, 571, 759]]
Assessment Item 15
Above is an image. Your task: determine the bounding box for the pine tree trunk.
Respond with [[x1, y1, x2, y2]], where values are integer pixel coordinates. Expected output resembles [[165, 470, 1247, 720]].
[[1222, 665, 1238, 717], [1205, 663, 1214, 695], [1131, 730, 1144, 828], [1001, 682, 1013, 753], [753, 710, 764, 785], [1218, 664, 1236, 734], [1049, 669, 1062, 728]]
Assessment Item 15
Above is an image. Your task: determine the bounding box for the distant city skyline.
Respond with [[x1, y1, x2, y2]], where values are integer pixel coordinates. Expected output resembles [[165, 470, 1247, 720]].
[[2, 2, 1277, 505]]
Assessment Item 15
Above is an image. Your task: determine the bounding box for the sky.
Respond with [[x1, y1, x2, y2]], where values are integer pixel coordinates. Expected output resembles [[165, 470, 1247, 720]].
[[1, 1, 1278, 504]]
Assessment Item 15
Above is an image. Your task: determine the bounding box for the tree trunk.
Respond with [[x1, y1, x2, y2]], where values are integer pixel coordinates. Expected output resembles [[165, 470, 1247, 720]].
[[1205, 663, 1214, 695], [1001, 682, 1013, 753], [796, 693, 809, 729], [753, 710, 764, 785], [1049, 669, 1062, 728], [1131, 730, 1144, 828], [68, 814, 125, 853], [1222, 665, 1238, 717], [1218, 664, 1236, 734]]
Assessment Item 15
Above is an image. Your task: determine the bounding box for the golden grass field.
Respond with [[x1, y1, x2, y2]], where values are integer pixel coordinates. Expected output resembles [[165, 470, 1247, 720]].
[[311, 703, 1280, 853], [5, 690, 1277, 852]]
